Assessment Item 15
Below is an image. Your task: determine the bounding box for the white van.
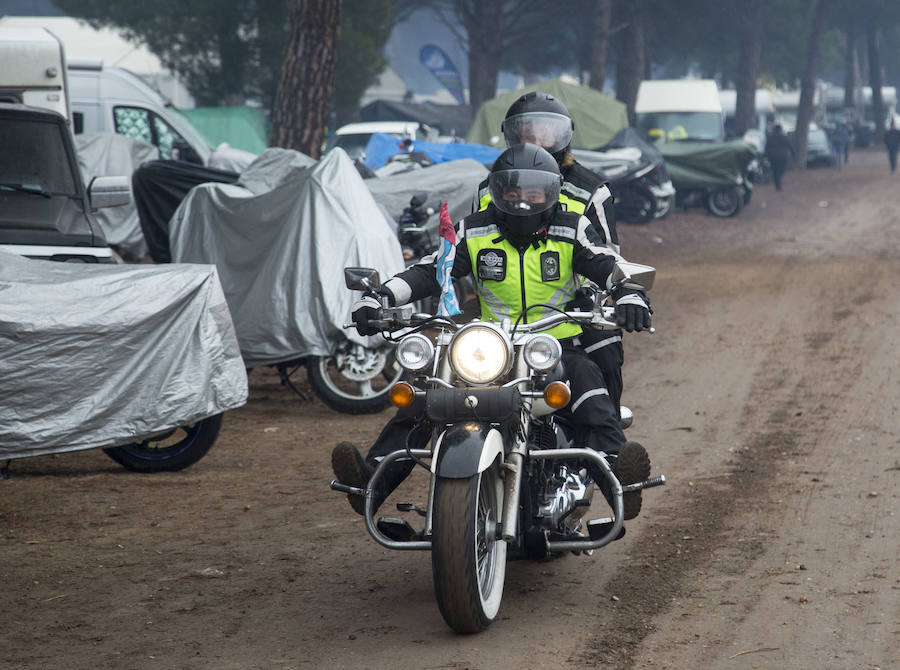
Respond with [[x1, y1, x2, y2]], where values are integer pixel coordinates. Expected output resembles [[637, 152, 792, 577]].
[[0, 26, 70, 119], [67, 61, 213, 164], [324, 121, 438, 160], [635, 79, 725, 142]]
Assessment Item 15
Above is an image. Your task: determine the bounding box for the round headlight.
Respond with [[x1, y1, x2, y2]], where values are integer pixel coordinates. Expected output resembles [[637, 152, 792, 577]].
[[395, 333, 434, 372], [449, 323, 512, 385], [522, 334, 562, 373]]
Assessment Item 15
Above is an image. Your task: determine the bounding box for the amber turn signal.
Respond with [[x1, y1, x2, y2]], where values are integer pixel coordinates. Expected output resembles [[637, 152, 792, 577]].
[[543, 381, 570, 408], [389, 382, 416, 408]]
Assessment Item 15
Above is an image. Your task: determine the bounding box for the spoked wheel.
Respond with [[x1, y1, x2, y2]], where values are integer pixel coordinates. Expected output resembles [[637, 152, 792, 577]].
[[103, 414, 223, 473], [705, 186, 743, 217], [306, 342, 403, 414], [431, 461, 507, 633]]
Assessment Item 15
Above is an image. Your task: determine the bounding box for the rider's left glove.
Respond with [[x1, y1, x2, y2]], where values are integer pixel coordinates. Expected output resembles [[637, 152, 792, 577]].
[[351, 295, 383, 336], [612, 289, 651, 332]]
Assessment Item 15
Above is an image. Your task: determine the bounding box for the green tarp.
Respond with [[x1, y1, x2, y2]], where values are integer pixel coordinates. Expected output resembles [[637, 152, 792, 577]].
[[176, 106, 269, 155], [658, 140, 756, 189], [466, 78, 628, 150]]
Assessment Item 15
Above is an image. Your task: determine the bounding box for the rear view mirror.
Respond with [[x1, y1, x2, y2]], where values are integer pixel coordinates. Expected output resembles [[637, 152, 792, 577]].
[[344, 267, 381, 292], [87, 176, 131, 209], [611, 262, 655, 291]]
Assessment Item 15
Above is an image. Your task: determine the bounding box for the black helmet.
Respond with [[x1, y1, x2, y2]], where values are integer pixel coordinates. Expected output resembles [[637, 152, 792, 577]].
[[501, 91, 574, 157], [489, 143, 562, 238]]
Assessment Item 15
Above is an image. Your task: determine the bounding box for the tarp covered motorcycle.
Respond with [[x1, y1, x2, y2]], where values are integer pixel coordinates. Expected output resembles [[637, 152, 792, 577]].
[[0, 249, 247, 469], [168, 147, 407, 413]]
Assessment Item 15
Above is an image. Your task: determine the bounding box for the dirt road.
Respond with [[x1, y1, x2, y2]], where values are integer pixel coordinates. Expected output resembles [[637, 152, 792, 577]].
[[3, 149, 898, 670]]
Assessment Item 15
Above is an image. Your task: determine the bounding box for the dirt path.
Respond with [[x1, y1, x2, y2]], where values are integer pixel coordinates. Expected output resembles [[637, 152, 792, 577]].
[[2, 149, 898, 670]]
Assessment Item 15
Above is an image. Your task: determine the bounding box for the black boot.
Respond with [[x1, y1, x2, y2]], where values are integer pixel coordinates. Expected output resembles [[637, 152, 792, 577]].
[[332, 442, 380, 515], [617, 441, 651, 520]]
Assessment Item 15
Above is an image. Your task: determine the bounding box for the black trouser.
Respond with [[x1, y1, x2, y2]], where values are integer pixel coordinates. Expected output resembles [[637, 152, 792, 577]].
[[889, 148, 898, 173], [575, 327, 624, 419], [770, 158, 787, 190], [363, 340, 626, 502]]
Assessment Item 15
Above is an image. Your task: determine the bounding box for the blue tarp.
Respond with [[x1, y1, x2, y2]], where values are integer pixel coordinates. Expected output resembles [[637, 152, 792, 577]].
[[363, 132, 501, 169]]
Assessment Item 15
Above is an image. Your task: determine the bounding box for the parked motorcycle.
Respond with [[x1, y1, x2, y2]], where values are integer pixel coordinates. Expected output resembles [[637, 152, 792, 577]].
[[331, 263, 665, 633]]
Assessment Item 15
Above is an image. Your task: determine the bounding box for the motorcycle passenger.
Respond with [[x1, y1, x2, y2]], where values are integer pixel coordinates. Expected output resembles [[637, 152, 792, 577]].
[[332, 143, 652, 522], [473, 92, 627, 418]]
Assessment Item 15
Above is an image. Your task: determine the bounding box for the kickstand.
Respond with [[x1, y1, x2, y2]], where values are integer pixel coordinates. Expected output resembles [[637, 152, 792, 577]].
[[276, 363, 309, 401]]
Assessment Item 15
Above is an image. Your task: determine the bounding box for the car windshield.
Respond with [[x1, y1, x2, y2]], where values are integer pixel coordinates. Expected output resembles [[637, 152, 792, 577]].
[[0, 116, 78, 196], [636, 112, 724, 142]]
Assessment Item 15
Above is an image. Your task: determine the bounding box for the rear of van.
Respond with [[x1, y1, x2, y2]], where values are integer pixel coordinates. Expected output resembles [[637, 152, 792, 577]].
[[0, 26, 70, 120]]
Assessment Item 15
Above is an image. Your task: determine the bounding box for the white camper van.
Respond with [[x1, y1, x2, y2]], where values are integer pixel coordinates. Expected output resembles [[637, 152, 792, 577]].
[[0, 26, 70, 119], [635, 79, 725, 142], [67, 62, 212, 164]]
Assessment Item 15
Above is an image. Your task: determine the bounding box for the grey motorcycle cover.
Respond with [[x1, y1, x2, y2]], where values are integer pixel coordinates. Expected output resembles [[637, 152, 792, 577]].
[[366, 158, 489, 235], [0, 250, 248, 459], [169, 147, 405, 367]]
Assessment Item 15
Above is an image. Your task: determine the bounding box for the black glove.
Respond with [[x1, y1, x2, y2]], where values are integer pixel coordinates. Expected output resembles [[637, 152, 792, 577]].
[[612, 289, 651, 332], [566, 286, 595, 311], [351, 296, 383, 336]]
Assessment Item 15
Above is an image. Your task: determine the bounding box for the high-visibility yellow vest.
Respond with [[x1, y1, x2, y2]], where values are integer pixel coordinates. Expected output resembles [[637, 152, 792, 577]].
[[464, 219, 582, 340]]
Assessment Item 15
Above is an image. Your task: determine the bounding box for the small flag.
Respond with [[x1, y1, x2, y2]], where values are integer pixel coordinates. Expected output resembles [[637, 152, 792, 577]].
[[436, 201, 461, 316]]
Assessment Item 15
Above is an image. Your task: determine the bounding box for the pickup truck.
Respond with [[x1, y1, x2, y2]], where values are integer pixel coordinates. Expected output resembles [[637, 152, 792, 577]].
[[0, 102, 129, 262]]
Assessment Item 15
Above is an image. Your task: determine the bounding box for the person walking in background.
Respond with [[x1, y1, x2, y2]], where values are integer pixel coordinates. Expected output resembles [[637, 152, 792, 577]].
[[884, 119, 900, 173], [830, 121, 851, 170], [765, 124, 794, 191]]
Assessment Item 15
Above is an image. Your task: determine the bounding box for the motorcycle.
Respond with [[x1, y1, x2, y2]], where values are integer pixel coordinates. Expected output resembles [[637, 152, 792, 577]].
[[331, 263, 665, 633]]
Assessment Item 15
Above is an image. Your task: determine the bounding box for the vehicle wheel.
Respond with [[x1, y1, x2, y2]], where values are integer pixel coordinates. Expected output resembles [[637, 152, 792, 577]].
[[431, 461, 507, 633], [705, 187, 743, 217], [617, 183, 657, 224], [103, 414, 223, 473], [306, 342, 403, 414], [653, 194, 674, 219]]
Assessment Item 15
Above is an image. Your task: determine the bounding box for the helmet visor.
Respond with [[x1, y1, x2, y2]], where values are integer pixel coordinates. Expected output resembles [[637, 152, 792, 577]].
[[489, 168, 561, 217], [503, 112, 574, 153]]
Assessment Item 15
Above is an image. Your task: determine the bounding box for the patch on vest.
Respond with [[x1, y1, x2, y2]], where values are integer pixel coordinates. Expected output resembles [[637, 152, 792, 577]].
[[540, 251, 561, 282], [476, 248, 507, 281]]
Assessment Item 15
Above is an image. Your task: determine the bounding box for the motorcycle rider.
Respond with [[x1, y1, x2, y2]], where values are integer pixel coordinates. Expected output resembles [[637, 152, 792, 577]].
[[332, 143, 652, 522], [473, 92, 627, 418]]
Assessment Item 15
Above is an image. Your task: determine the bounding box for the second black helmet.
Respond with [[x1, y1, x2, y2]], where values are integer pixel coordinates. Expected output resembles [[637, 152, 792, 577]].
[[501, 91, 574, 155]]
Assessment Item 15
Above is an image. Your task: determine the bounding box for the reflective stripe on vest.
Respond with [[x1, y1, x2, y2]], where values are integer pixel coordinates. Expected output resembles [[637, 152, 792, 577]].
[[465, 226, 582, 340]]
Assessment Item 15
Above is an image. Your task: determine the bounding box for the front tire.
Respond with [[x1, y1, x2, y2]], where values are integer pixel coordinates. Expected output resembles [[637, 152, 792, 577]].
[[431, 463, 507, 633], [103, 414, 223, 473], [306, 342, 403, 415]]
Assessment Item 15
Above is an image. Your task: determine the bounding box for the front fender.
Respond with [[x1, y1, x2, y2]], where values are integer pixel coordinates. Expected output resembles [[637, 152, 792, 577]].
[[432, 423, 504, 478]]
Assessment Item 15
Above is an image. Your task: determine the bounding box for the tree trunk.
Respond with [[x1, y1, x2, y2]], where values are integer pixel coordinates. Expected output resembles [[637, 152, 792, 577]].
[[735, 0, 764, 135], [867, 21, 885, 142], [588, 0, 612, 92], [793, 0, 829, 169], [461, 0, 502, 109], [615, 0, 645, 125], [269, 0, 342, 157], [843, 26, 857, 111]]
